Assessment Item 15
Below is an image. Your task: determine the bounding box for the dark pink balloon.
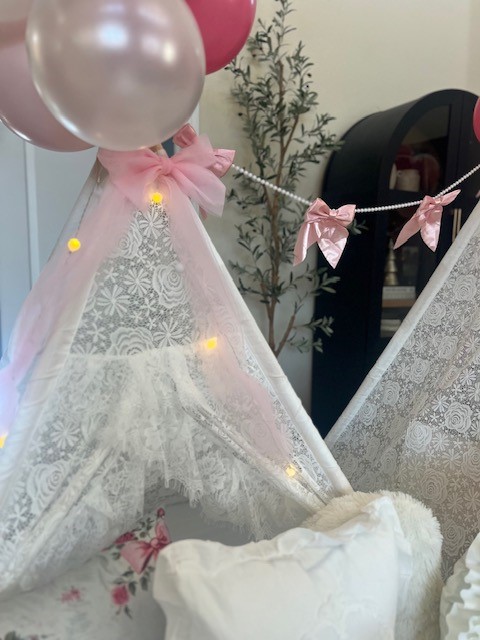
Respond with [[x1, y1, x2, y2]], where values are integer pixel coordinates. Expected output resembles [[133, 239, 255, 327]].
[[0, 21, 91, 152], [474, 98, 480, 144], [185, 0, 256, 75]]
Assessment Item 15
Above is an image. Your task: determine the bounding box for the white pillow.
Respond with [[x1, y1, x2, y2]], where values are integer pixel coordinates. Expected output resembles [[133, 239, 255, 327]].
[[440, 531, 480, 639], [303, 490, 443, 640], [153, 496, 411, 640]]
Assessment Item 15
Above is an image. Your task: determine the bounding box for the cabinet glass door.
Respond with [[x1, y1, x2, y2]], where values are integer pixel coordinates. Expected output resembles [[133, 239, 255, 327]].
[[381, 106, 451, 339], [390, 105, 450, 195]]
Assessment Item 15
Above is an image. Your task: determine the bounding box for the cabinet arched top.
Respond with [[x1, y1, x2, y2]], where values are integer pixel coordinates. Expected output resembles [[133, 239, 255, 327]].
[[323, 89, 479, 205]]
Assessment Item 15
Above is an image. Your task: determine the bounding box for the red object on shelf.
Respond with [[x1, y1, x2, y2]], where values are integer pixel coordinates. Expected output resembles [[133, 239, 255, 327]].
[[395, 144, 441, 192], [411, 153, 441, 192], [395, 145, 414, 170]]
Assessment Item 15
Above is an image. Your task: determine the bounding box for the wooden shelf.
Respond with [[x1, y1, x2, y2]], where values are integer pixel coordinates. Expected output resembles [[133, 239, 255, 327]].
[[382, 298, 416, 308]]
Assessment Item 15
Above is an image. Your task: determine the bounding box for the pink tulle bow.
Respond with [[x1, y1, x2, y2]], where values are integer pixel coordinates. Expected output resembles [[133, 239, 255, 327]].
[[120, 521, 171, 574], [394, 190, 461, 251], [173, 124, 235, 178], [294, 198, 356, 269], [98, 133, 227, 217]]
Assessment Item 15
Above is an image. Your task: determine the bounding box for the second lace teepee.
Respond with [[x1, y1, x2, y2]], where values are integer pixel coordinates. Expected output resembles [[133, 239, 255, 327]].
[[328, 201, 480, 576]]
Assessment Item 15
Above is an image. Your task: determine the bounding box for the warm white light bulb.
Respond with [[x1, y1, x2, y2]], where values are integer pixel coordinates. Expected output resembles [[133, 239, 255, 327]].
[[204, 337, 218, 351], [151, 192, 163, 204]]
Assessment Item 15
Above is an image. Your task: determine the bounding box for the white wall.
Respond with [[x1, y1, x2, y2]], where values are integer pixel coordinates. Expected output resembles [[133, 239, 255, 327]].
[[200, 0, 479, 410], [468, 0, 480, 94]]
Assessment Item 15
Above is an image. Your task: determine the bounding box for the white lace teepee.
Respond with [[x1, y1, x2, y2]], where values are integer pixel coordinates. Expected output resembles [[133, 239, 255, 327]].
[[0, 135, 350, 598], [328, 201, 480, 576]]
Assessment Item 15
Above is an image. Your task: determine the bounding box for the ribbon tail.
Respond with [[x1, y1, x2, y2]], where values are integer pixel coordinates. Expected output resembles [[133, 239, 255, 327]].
[[318, 228, 348, 268], [293, 224, 318, 266], [394, 217, 422, 249], [420, 219, 441, 251]]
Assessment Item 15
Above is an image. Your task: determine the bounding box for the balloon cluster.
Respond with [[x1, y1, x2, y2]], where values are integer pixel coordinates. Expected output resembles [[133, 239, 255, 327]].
[[0, 0, 256, 152]]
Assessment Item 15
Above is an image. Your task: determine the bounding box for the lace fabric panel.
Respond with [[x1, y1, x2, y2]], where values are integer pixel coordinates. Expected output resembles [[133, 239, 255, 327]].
[[0, 194, 346, 597], [329, 208, 480, 576]]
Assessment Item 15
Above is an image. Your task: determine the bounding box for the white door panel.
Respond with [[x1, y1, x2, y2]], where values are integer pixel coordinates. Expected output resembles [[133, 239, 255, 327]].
[[0, 123, 96, 352], [34, 145, 97, 267], [0, 126, 30, 352]]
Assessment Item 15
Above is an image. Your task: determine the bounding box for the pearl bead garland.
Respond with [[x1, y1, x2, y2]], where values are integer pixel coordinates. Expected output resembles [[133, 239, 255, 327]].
[[231, 162, 480, 214], [232, 163, 311, 206]]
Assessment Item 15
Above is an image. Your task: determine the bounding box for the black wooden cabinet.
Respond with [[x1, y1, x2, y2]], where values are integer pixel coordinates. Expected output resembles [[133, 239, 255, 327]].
[[311, 89, 480, 436]]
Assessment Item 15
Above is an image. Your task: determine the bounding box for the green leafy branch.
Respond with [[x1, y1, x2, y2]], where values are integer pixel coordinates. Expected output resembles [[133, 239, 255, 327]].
[[227, 0, 341, 357]]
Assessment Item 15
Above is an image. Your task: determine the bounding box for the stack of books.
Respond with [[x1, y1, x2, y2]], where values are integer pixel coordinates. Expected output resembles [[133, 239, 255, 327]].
[[382, 285, 416, 300]]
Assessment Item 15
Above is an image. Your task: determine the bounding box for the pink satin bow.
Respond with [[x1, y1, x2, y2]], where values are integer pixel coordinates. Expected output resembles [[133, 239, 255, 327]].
[[294, 198, 356, 268], [173, 124, 235, 178], [394, 190, 461, 251], [98, 133, 228, 217], [120, 521, 171, 574]]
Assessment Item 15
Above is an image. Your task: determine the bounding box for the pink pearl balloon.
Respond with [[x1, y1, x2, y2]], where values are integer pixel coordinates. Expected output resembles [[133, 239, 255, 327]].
[[26, 0, 206, 151], [473, 98, 480, 144], [185, 0, 256, 75], [0, 21, 92, 151]]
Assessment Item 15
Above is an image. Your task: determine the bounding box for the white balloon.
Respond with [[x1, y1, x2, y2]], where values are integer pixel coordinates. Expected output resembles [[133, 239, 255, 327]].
[[0, 0, 32, 23], [26, 0, 206, 151]]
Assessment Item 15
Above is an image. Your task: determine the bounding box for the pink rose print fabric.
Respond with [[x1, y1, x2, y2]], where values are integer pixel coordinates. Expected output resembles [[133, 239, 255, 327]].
[[0, 507, 171, 638], [107, 508, 172, 618]]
